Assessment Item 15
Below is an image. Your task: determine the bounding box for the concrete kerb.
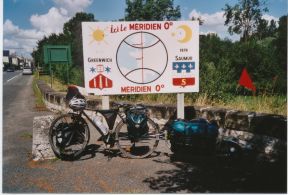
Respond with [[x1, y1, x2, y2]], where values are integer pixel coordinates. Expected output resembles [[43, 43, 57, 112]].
[[33, 80, 287, 161]]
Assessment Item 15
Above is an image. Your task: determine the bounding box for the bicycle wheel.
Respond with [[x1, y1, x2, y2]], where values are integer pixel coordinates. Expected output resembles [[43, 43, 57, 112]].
[[49, 113, 90, 160], [115, 118, 159, 158]]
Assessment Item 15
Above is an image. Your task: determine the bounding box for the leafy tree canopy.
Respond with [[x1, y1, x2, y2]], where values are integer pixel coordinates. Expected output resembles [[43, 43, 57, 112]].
[[125, 0, 181, 21], [274, 15, 287, 72], [63, 12, 95, 37], [223, 0, 268, 42]]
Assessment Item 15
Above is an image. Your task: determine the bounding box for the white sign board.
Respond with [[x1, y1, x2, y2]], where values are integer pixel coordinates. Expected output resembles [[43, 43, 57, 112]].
[[82, 21, 199, 95]]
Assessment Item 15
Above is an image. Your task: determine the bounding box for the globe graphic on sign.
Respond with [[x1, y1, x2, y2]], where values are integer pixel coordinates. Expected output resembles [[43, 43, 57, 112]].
[[116, 31, 168, 84]]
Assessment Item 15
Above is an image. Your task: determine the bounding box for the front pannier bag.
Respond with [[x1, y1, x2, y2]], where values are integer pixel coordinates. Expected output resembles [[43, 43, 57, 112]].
[[126, 107, 149, 142]]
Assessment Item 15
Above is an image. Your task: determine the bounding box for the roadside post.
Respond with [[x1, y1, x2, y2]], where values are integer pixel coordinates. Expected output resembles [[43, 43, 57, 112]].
[[81, 21, 199, 117], [51, 69, 53, 89], [102, 96, 110, 109], [177, 93, 185, 119], [66, 62, 69, 84], [49, 63, 52, 88]]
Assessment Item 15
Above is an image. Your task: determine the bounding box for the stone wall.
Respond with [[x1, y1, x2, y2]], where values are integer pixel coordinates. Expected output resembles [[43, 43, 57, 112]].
[[34, 80, 287, 161]]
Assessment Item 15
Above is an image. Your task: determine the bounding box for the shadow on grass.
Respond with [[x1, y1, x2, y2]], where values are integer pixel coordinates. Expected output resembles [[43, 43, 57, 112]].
[[143, 152, 287, 193]]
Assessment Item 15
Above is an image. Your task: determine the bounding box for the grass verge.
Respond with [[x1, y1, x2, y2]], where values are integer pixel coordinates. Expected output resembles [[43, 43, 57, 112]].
[[189, 93, 287, 116], [37, 74, 287, 116], [113, 93, 286, 115], [32, 75, 46, 108], [38, 75, 67, 92], [224, 95, 287, 116]]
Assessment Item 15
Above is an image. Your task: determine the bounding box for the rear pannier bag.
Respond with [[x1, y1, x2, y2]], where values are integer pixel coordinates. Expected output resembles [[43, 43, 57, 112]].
[[168, 118, 219, 152]]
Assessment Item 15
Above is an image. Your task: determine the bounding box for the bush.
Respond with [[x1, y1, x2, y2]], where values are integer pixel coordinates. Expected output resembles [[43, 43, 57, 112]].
[[69, 66, 84, 86]]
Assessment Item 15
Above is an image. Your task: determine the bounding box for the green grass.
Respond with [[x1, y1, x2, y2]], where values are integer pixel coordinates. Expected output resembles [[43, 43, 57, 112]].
[[38, 74, 68, 92], [187, 93, 286, 116], [224, 95, 287, 115], [32, 75, 46, 107], [113, 93, 287, 116], [37, 73, 287, 116]]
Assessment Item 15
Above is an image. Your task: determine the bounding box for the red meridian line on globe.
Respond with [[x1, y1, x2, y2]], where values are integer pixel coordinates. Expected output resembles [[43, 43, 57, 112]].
[[141, 32, 144, 83]]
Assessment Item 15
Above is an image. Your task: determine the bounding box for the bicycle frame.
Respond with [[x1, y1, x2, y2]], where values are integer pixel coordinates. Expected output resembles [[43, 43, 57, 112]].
[[75, 108, 127, 142]]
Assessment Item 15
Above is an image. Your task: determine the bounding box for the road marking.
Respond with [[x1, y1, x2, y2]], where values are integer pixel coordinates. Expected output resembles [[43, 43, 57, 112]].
[[6, 73, 21, 83]]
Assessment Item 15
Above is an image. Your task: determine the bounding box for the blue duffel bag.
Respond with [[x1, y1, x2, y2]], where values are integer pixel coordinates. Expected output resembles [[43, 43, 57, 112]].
[[167, 118, 219, 153]]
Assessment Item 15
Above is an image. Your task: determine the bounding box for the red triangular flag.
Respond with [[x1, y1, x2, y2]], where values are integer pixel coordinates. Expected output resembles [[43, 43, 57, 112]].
[[238, 68, 256, 91]]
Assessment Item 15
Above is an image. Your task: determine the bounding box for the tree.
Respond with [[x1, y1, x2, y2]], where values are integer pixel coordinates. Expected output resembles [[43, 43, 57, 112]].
[[268, 19, 277, 36], [254, 18, 268, 39], [191, 16, 204, 25], [125, 0, 181, 21], [223, 0, 268, 42], [63, 12, 95, 68], [275, 15, 287, 72], [32, 36, 49, 67], [32, 12, 95, 86], [252, 18, 277, 40], [63, 12, 95, 37]]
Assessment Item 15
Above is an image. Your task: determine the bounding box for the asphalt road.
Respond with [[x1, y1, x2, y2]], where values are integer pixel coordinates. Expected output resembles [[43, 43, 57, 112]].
[[3, 70, 23, 83], [3, 72, 52, 192], [2, 73, 286, 193]]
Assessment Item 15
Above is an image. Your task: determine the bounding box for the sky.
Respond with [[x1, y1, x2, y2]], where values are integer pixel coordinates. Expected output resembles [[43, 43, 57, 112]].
[[3, 0, 287, 58]]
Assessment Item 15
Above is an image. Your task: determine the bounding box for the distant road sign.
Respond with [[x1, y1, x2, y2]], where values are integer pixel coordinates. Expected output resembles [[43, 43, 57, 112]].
[[43, 45, 71, 64], [82, 21, 199, 95], [43, 45, 72, 84]]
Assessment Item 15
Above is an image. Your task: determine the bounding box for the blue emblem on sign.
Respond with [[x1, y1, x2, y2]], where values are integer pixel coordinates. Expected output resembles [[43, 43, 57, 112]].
[[90, 67, 96, 73], [105, 66, 111, 73], [173, 62, 195, 73]]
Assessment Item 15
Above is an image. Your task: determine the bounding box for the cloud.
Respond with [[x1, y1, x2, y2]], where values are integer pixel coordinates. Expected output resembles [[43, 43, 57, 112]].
[[4, 37, 39, 55], [3, 19, 20, 35], [30, 7, 70, 34], [188, 9, 279, 41], [3, 20, 46, 56], [4, 19, 45, 40], [3, 0, 93, 57], [262, 14, 279, 23], [53, 0, 93, 16], [189, 9, 239, 40], [29, 0, 94, 35], [4, 39, 20, 48], [189, 10, 225, 27]]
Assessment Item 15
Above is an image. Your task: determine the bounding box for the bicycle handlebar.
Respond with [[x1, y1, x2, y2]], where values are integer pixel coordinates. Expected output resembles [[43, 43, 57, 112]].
[[112, 102, 146, 110], [112, 102, 131, 108]]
